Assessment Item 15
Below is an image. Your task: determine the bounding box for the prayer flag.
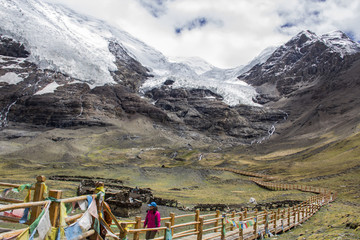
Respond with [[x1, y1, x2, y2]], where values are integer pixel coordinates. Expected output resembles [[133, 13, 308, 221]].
[[59, 202, 68, 227], [165, 229, 172, 240], [46, 227, 58, 240], [86, 196, 93, 206], [88, 198, 98, 218], [36, 205, 51, 240], [64, 222, 83, 240], [1, 188, 11, 197], [30, 203, 49, 234], [16, 228, 29, 240], [19, 208, 30, 224], [78, 200, 87, 211], [78, 210, 92, 231]]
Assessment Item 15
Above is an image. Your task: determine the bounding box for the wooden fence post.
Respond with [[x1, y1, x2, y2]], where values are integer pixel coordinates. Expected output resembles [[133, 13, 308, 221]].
[[29, 175, 46, 224], [195, 209, 200, 232], [197, 217, 204, 240], [264, 210, 269, 237], [296, 207, 300, 225], [273, 211, 277, 234], [170, 212, 175, 235], [253, 214, 258, 238], [244, 208, 248, 219], [49, 189, 62, 227], [230, 211, 235, 231], [287, 207, 291, 229], [239, 213, 243, 240], [214, 210, 220, 232], [221, 216, 225, 240], [277, 208, 280, 220], [133, 216, 141, 240], [119, 222, 128, 240], [301, 206, 305, 223]]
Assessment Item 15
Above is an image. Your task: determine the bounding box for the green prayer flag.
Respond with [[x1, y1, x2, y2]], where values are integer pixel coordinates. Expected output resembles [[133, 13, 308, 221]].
[[65, 203, 73, 214], [29, 206, 46, 233], [165, 229, 172, 240]]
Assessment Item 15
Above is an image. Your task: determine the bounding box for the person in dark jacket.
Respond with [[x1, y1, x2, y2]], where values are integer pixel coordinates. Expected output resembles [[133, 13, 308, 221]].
[[144, 202, 161, 239]]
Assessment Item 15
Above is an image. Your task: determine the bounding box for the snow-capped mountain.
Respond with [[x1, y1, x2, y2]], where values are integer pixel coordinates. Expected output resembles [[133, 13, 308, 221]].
[[239, 30, 360, 89], [2, 0, 360, 144], [168, 56, 216, 75], [0, 0, 288, 142], [321, 31, 360, 57], [0, 0, 260, 106]]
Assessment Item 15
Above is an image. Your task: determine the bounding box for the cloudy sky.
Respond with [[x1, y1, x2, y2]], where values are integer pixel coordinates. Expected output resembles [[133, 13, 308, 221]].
[[45, 0, 360, 68]]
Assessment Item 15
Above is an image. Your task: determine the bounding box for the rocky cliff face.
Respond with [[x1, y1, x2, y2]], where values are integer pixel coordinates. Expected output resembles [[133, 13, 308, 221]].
[[145, 83, 287, 141], [239, 30, 360, 103], [2, 29, 359, 146], [0, 36, 286, 144], [239, 30, 360, 140], [0, 36, 167, 128]]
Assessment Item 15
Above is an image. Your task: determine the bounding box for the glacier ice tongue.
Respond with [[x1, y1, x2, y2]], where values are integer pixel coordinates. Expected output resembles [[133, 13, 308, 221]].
[[0, 0, 262, 106]]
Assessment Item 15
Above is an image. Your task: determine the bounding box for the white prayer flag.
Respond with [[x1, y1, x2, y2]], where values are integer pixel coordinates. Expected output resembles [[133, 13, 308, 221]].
[[78, 200, 87, 211], [78, 210, 92, 231], [88, 198, 98, 218], [36, 204, 52, 240]]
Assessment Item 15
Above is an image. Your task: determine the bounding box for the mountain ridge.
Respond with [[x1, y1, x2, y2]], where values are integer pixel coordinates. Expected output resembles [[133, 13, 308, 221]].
[[239, 29, 360, 144], [0, 0, 260, 107], [1, 0, 360, 147]]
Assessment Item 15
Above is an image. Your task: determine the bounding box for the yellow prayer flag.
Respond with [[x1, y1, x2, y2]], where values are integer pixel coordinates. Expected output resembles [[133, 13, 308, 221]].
[[45, 227, 58, 240], [60, 202, 68, 227], [16, 228, 29, 240]]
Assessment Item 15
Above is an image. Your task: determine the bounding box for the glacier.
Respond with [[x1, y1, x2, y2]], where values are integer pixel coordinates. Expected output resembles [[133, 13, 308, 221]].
[[0, 0, 270, 106]]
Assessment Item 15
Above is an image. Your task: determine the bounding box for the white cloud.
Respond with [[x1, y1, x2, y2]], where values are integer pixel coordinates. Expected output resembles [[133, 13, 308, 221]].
[[44, 0, 360, 68]]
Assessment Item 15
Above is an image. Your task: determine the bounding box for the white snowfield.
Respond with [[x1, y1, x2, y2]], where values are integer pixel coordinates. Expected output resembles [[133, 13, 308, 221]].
[[0, 72, 23, 86], [34, 81, 62, 95], [0, 0, 267, 106], [0, 1, 359, 106]]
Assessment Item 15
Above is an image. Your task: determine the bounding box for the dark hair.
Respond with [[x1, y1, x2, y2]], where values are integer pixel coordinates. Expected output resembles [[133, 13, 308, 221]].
[[152, 206, 158, 213]]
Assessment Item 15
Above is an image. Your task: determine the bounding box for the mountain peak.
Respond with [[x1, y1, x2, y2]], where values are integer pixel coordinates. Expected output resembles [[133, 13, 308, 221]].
[[285, 30, 319, 48], [238, 29, 360, 91], [298, 29, 318, 38], [321, 30, 360, 57]]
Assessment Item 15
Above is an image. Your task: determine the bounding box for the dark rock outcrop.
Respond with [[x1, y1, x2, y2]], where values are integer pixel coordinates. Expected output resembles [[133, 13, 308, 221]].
[[0, 36, 286, 143], [145, 85, 287, 141], [0, 35, 30, 58], [0, 37, 169, 128], [109, 41, 151, 92]]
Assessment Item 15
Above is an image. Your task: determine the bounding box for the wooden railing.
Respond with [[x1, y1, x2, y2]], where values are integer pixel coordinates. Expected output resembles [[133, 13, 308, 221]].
[[0, 170, 336, 240], [0, 177, 96, 240]]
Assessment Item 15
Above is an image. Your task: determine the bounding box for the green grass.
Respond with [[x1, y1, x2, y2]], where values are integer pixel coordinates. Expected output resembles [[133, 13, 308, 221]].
[[1, 127, 360, 238]]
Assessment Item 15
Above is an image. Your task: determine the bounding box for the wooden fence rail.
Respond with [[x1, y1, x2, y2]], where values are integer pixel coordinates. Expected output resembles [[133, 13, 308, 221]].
[[0, 169, 336, 240]]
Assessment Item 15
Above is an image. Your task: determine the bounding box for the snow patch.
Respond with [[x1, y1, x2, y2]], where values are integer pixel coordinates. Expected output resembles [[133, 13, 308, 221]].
[[34, 81, 62, 95], [321, 31, 360, 58], [168, 56, 215, 75], [0, 72, 23, 85], [2, 64, 24, 69]]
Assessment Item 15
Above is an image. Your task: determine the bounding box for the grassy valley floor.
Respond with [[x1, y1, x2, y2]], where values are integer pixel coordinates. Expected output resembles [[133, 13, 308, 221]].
[[1, 123, 360, 239]]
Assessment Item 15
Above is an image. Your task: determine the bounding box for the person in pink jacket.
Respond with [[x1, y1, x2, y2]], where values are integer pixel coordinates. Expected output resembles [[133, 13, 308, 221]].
[[144, 202, 161, 239]]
